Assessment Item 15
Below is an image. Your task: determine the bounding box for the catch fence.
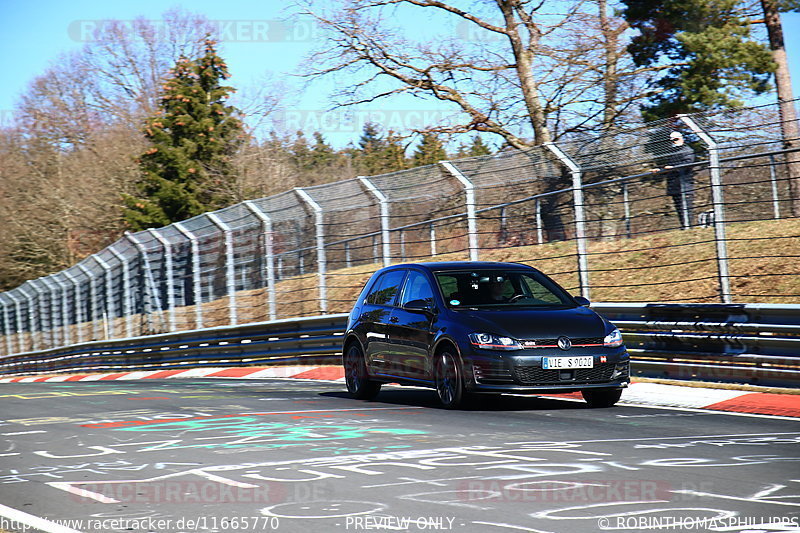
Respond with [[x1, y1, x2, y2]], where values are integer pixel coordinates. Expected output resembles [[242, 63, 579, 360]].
[[1, 102, 798, 356]]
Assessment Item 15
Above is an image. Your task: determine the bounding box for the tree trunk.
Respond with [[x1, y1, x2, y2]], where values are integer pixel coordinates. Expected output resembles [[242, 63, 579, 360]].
[[760, 0, 800, 216], [598, 0, 618, 131]]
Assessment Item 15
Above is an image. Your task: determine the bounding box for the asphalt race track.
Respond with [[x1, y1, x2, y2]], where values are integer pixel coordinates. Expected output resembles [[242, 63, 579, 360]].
[[0, 378, 798, 533]]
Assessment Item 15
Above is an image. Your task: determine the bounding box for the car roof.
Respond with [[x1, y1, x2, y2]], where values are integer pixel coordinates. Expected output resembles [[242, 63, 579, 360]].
[[380, 261, 536, 272]]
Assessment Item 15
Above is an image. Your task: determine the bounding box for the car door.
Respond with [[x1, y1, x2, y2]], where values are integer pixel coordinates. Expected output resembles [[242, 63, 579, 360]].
[[387, 269, 438, 380], [359, 269, 407, 372]]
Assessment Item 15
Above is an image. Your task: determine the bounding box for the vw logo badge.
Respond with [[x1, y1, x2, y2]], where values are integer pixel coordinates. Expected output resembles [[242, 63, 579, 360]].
[[557, 336, 572, 351]]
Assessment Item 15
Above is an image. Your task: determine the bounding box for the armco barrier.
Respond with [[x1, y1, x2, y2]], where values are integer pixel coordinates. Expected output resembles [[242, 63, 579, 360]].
[[0, 304, 798, 387]]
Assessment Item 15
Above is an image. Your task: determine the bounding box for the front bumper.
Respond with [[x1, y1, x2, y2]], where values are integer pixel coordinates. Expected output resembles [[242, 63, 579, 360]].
[[465, 348, 630, 393]]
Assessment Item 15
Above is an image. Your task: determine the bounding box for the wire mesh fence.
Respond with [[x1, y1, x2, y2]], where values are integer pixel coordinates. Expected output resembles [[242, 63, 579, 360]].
[[1, 102, 799, 356]]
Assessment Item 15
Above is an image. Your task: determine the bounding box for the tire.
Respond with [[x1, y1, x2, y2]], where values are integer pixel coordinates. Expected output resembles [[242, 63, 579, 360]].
[[434, 349, 465, 409], [582, 388, 622, 408], [344, 344, 381, 400]]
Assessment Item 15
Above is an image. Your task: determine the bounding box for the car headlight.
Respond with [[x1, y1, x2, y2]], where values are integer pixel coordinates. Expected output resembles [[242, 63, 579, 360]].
[[604, 328, 623, 348], [469, 333, 522, 351]]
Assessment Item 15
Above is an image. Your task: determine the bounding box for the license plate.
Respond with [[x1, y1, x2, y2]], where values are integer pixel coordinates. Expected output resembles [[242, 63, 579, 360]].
[[543, 356, 593, 369]]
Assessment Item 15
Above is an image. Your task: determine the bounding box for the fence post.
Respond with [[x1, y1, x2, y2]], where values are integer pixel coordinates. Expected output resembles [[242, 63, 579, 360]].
[[0, 295, 12, 355], [108, 246, 133, 338], [535, 198, 543, 244], [174, 222, 205, 328], [769, 155, 781, 219], [7, 292, 24, 353], [206, 213, 238, 326], [623, 183, 632, 238], [30, 281, 50, 349], [62, 272, 83, 344], [77, 264, 100, 340], [545, 143, 591, 300], [93, 256, 115, 339], [51, 274, 71, 347], [294, 187, 328, 314], [430, 223, 437, 257], [679, 115, 732, 304], [243, 201, 277, 321], [125, 232, 166, 333], [18, 285, 39, 351], [38, 277, 59, 348], [42, 276, 63, 348], [147, 229, 176, 332], [440, 161, 479, 261], [358, 176, 391, 268]]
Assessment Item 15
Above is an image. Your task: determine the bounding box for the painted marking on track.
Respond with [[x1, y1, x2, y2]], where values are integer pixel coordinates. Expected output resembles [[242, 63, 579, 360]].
[[80, 407, 424, 428], [472, 521, 553, 533], [2, 430, 46, 436], [0, 502, 84, 533], [506, 431, 800, 445]]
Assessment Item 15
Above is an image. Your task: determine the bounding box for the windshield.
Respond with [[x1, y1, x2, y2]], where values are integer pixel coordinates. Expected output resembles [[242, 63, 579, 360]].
[[435, 269, 574, 308]]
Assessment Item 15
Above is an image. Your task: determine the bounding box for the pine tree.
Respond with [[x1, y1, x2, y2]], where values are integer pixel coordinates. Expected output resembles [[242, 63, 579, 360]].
[[123, 38, 243, 230], [411, 133, 447, 167], [467, 136, 492, 157], [355, 122, 388, 175], [621, 0, 774, 119]]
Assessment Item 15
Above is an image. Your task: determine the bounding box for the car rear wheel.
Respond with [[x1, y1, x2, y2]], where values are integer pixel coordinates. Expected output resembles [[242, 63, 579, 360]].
[[435, 350, 464, 409], [582, 388, 622, 408], [344, 344, 381, 400]]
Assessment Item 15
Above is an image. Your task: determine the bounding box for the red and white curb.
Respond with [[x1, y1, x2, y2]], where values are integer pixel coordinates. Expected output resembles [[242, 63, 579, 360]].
[[1, 366, 797, 418]]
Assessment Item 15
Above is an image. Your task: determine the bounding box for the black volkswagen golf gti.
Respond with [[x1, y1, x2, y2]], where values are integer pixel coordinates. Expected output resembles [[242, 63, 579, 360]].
[[343, 262, 629, 408]]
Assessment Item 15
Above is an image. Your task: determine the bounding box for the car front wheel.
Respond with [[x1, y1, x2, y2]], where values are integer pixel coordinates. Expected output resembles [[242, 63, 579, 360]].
[[434, 350, 465, 409], [344, 344, 381, 400], [582, 388, 622, 408]]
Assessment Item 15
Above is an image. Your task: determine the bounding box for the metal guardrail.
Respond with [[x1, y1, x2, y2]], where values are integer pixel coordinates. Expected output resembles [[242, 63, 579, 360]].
[[0, 303, 798, 387]]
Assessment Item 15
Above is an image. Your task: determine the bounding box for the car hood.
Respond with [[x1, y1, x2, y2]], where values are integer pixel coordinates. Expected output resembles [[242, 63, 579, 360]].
[[452, 306, 608, 339]]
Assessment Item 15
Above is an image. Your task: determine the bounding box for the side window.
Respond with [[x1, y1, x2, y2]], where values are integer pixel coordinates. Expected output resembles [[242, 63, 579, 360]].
[[521, 275, 562, 304], [365, 270, 407, 306], [400, 271, 435, 307]]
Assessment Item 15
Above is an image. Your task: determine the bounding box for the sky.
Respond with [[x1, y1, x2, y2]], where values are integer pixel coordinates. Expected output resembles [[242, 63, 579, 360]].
[[1, 0, 799, 148]]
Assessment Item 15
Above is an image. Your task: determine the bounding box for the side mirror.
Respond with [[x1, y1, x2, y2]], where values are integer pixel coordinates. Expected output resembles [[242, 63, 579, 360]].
[[403, 299, 435, 314], [573, 296, 591, 307]]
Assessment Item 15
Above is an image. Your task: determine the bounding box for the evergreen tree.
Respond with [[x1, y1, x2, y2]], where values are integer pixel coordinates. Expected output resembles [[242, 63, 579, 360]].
[[383, 131, 408, 171], [621, 0, 774, 119], [355, 122, 387, 175], [123, 38, 243, 230], [411, 133, 447, 167], [310, 132, 336, 168], [467, 136, 492, 157]]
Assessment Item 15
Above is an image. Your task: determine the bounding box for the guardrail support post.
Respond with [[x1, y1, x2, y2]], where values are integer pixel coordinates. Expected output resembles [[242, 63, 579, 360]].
[[243, 201, 277, 321], [108, 246, 133, 338], [440, 161, 479, 261], [125, 232, 165, 334], [206, 213, 238, 325], [545, 142, 591, 300], [147, 229, 176, 332], [174, 222, 205, 328], [358, 176, 392, 268], [40, 277, 62, 348], [679, 115, 732, 304], [295, 187, 328, 314]]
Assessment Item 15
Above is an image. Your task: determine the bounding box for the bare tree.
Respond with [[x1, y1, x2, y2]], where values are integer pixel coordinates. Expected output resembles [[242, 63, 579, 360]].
[[298, 0, 661, 147]]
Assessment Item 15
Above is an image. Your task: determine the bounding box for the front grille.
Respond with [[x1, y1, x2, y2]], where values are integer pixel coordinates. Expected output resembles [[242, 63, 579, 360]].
[[473, 361, 513, 383], [514, 362, 616, 385], [520, 337, 604, 348]]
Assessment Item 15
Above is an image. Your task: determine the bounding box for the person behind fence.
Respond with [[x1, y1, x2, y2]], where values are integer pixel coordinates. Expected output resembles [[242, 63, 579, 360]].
[[651, 131, 697, 229]]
